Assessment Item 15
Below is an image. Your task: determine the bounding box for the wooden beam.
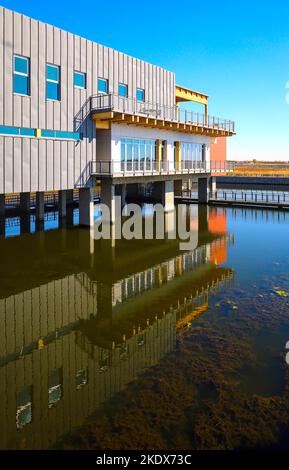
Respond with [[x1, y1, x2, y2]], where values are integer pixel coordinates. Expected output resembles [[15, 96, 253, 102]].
[[95, 120, 111, 130], [91, 111, 114, 120]]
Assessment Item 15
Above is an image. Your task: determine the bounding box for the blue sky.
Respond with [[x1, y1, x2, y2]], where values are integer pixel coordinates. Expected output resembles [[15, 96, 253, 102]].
[[2, 0, 289, 161]]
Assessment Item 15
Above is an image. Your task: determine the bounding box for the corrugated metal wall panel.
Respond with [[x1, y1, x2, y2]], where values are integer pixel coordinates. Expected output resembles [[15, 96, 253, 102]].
[[30, 19, 39, 128], [4, 137, 13, 193], [13, 137, 21, 191], [30, 138, 39, 192], [38, 139, 46, 191], [0, 139, 4, 193], [22, 138, 31, 192], [0, 6, 176, 194], [0, 9, 3, 124]]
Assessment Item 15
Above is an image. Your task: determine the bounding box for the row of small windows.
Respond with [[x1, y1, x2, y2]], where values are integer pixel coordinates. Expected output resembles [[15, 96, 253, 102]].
[[16, 367, 88, 429], [13, 55, 145, 102], [15, 330, 149, 429], [0, 125, 80, 140]]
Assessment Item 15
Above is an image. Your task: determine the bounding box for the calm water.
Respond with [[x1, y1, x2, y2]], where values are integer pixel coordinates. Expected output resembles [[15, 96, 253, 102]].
[[1, 205, 289, 450]]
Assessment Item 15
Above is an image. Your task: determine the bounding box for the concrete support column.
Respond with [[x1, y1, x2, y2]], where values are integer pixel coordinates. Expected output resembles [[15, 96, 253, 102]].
[[20, 192, 30, 212], [210, 176, 217, 196], [152, 181, 174, 211], [126, 183, 139, 200], [66, 189, 74, 226], [20, 213, 31, 233], [36, 192, 45, 221], [198, 177, 210, 203], [101, 181, 116, 224], [0, 195, 5, 218], [79, 187, 94, 227], [115, 184, 126, 208], [58, 190, 67, 218], [66, 189, 74, 206], [174, 179, 183, 196], [163, 181, 174, 212], [198, 205, 209, 233], [0, 196, 5, 235], [0, 219, 5, 237], [121, 184, 126, 208]]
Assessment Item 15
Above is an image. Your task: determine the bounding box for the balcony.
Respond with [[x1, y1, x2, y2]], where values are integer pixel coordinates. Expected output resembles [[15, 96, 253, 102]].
[[90, 94, 235, 136], [89, 160, 234, 178]]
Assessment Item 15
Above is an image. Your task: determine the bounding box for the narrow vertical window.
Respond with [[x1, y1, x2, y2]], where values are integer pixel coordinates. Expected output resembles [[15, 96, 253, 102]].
[[16, 386, 32, 429], [136, 88, 145, 102], [74, 71, 86, 89], [76, 369, 88, 390], [13, 55, 30, 95], [97, 78, 108, 94], [48, 368, 63, 408], [46, 64, 60, 101], [118, 83, 128, 98]]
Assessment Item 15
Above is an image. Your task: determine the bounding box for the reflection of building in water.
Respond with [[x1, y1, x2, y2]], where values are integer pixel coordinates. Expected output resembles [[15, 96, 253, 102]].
[[0, 272, 176, 450], [0, 208, 233, 449]]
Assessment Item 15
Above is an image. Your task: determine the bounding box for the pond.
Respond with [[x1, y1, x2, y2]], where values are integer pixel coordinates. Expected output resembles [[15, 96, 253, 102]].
[[1, 204, 289, 450]]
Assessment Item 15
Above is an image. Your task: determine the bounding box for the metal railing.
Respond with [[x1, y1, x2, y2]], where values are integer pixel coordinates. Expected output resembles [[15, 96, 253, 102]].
[[90, 93, 235, 133], [211, 189, 289, 205], [89, 160, 234, 177]]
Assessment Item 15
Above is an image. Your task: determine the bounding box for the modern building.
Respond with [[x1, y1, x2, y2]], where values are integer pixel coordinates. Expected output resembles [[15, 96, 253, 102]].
[[0, 6, 235, 226]]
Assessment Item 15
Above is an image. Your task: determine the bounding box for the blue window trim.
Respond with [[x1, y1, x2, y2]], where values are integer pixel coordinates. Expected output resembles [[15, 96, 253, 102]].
[[74, 71, 86, 89], [40, 129, 81, 140], [13, 55, 30, 96], [0, 125, 80, 140], [0, 125, 20, 136], [46, 64, 61, 101]]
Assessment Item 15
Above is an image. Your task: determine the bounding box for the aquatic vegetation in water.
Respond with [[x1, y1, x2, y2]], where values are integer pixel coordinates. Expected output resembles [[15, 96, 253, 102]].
[[273, 290, 289, 298], [54, 276, 289, 450]]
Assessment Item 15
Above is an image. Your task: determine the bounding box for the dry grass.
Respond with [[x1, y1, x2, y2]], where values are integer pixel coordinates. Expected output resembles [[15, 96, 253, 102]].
[[231, 167, 289, 177]]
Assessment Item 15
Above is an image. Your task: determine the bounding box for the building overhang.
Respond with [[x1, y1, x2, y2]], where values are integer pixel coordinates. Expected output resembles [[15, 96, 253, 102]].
[[91, 111, 234, 138]]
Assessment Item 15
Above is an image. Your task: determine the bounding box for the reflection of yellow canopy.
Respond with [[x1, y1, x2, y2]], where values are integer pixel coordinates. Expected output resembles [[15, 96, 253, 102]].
[[176, 303, 208, 330]]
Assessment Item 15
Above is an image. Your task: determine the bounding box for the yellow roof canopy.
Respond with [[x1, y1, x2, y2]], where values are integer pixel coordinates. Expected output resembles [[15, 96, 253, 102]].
[[176, 85, 209, 107]]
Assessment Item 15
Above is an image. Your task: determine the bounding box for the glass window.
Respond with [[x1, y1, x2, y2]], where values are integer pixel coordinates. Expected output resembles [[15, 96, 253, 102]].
[[180, 142, 203, 162], [48, 368, 63, 408], [76, 369, 88, 390], [46, 64, 60, 101], [136, 88, 145, 102], [13, 55, 30, 95], [120, 138, 156, 164], [74, 71, 86, 89], [118, 83, 128, 98], [16, 386, 32, 429], [98, 78, 108, 94]]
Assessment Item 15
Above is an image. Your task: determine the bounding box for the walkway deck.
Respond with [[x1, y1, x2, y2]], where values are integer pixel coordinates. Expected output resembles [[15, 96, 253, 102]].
[[176, 189, 289, 210]]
